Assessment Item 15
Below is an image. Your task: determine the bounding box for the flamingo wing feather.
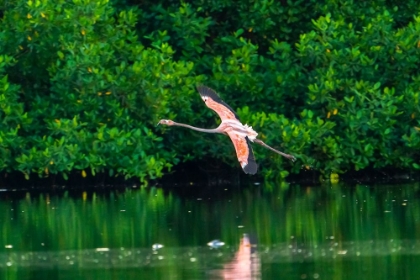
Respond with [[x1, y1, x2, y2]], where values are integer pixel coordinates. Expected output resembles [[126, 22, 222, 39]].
[[197, 85, 240, 121], [226, 132, 257, 174]]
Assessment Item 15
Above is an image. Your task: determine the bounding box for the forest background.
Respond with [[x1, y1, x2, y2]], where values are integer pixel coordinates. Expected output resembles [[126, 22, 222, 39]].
[[0, 0, 419, 183]]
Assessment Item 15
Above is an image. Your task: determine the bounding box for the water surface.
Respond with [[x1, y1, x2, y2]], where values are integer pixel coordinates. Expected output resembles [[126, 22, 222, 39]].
[[0, 182, 419, 279]]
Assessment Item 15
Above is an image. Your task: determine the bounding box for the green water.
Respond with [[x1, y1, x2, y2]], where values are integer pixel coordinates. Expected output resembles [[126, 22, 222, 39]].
[[0, 182, 420, 279]]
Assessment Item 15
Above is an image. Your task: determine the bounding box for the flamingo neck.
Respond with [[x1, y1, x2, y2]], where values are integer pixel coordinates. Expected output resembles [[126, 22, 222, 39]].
[[171, 122, 221, 134]]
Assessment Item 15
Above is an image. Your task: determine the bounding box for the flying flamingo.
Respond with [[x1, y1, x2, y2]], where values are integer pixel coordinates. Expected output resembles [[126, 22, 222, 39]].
[[158, 85, 296, 174]]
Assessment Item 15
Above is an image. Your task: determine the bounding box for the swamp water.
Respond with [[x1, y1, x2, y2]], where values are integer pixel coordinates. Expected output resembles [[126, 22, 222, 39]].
[[0, 182, 419, 279]]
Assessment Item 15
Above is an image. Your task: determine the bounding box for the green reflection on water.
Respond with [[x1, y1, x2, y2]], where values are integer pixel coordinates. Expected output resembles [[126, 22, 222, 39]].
[[0, 182, 420, 279]]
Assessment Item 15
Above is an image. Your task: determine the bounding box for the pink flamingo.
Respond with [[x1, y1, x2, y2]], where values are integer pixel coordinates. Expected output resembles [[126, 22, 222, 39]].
[[158, 86, 295, 174]]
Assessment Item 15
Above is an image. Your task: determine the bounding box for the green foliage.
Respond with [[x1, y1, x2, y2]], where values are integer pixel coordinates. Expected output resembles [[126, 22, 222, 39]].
[[297, 4, 420, 174], [0, 0, 419, 181], [0, 0, 193, 182]]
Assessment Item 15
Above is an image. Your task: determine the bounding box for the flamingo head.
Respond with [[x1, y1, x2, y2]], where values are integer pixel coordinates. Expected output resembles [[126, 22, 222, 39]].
[[157, 119, 175, 126]]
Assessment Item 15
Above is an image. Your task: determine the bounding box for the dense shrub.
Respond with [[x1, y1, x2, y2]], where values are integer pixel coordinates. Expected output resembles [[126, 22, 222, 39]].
[[0, 0, 419, 182]]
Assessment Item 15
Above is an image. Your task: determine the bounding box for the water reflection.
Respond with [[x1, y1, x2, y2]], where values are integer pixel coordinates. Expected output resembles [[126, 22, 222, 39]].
[[220, 234, 260, 279], [0, 182, 419, 279]]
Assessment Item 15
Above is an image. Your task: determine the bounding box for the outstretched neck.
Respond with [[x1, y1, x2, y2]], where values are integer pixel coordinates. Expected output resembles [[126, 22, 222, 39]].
[[171, 121, 222, 134]]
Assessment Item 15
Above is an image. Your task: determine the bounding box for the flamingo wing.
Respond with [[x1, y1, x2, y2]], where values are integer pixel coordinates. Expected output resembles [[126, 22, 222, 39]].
[[196, 85, 240, 122], [226, 132, 257, 174]]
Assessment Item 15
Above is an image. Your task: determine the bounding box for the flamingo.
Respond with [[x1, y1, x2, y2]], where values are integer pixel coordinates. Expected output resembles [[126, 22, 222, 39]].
[[158, 85, 295, 174]]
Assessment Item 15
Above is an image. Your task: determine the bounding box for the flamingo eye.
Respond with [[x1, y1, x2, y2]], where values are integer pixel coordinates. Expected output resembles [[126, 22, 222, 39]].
[[203, 96, 208, 102]]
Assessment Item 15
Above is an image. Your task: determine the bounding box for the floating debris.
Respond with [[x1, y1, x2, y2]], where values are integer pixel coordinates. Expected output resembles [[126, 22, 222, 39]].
[[95, 248, 110, 252], [152, 244, 164, 250], [207, 240, 225, 249]]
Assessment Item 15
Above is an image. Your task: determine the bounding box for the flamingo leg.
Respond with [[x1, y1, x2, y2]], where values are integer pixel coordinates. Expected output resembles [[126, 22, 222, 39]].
[[253, 139, 296, 162]]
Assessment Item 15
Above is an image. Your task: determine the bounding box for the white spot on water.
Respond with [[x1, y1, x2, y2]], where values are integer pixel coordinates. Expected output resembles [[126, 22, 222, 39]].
[[207, 240, 225, 248], [95, 248, 110, 252], [152, 244, 164, 250]]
